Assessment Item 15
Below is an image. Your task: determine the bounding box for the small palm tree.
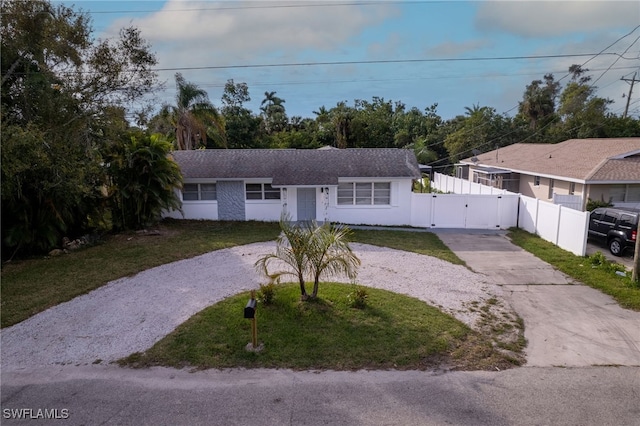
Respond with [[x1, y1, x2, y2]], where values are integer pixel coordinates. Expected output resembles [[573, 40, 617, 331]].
[[255, 215, 315, 299], [306, 222, 360, 298], [255, 216, 360, 300]]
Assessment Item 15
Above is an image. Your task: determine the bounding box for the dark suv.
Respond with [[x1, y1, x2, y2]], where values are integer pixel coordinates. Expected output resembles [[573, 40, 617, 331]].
[[588, 207, 639, 256]]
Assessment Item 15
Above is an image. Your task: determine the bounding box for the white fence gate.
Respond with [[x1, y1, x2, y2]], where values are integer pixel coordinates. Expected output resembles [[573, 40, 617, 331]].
[[428, 172, 589, 256], [409, 193, 519, 230]]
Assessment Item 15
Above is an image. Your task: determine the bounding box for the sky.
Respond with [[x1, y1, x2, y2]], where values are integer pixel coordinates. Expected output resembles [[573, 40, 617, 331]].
[[56, 0, 640, 120]]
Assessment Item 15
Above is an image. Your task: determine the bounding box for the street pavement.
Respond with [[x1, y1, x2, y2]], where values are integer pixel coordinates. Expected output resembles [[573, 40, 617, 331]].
[[2, 231, 640, 425], [2, 365, 639, 425]]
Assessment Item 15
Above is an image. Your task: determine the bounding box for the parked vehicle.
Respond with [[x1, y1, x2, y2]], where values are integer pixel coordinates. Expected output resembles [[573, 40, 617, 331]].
[[588, 207, 639, 256]]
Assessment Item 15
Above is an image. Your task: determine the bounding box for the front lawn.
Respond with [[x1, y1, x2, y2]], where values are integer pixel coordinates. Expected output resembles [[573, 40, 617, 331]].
[[507, 228, 640, 311], [119, 282, 520, 371], [0, 220, 281, 328], [1, 221, 461, 328]]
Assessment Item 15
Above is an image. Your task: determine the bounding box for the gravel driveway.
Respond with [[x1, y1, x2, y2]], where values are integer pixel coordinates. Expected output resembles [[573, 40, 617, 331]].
[[1, 242, 508, 368]]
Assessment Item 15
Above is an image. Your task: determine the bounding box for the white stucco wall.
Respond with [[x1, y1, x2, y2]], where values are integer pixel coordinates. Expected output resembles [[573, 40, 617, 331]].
[[245, 200, 283, 221], [168, 178, 417, 226], [325, 179, 413, 226]]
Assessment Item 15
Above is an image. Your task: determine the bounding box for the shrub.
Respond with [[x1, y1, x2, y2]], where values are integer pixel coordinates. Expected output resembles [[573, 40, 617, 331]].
[[586, 198, 612, 211], [347, 285, 369, 309], [258, 282, 277, 305]]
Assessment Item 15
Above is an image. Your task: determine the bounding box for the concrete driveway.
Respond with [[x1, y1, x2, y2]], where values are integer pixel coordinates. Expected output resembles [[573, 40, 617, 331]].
[[436, 232, 640, 367]]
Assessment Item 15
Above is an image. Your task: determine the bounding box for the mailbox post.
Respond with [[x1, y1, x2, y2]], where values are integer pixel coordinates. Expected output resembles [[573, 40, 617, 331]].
[[244, 290, 258, 349]]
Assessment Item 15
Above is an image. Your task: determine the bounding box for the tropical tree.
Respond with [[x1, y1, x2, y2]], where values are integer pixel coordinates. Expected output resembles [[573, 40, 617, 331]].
[[518, 73, 560, 133], [220, 80, 262, 148], [444, 104, 513, 162], [255, 215, 316, 298], [260, 91, 287, 134], [106, 132, 183, 230], [155, 73, 226, 150], [1, 0, 158, 256], [255, 216, 360, 300], [306, 222, 360, 298]]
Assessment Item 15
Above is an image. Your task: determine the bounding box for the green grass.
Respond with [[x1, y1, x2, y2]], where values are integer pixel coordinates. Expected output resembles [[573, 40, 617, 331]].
[[119, 282, 516, 371], [1, 221, 460, 328], [1, 220, 281, 328], [507, 228, 640, 311], [351, 229, 465, 265]]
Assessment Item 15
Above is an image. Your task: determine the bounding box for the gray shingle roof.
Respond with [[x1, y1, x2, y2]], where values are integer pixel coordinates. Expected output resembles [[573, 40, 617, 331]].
[[170, 148, 421, 185], [461, 138, 640, 182]]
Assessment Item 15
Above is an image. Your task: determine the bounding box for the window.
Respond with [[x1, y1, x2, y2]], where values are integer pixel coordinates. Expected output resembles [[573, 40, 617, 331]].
[[569, 182, 576, 195], [610, 184, 640, 203], [619, 214, 635, 229], [548, 178, 555, 199], [610, 185, 625, 202], [337, 182, 390, 205], [183, 183, 216, 201], [246, 183, 280, 200], [602, 211, 617, 224], [533, 176, 540, 187]]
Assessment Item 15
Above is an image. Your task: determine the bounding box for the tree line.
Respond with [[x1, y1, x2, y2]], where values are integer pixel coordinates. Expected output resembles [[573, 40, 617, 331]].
[[2, 0, 639, 257]]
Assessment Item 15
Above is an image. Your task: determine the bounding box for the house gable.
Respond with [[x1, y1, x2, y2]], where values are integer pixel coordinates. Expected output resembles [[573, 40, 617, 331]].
[[460, 138, 640, 182]]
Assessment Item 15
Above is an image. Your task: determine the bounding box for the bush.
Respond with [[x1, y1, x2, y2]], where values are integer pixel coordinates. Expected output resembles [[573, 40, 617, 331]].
[[258, 282, 277, 305], [587, 252, 635, 288], [586, 198, 612, 211], [347, 285, 369, 309]]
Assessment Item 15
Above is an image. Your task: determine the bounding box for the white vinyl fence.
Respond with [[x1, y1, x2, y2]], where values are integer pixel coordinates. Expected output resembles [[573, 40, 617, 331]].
[[552, 194, 583, 211], [410, 193, 519, 229], [433, 173, 514, 195], [429, 173, 589, 256]]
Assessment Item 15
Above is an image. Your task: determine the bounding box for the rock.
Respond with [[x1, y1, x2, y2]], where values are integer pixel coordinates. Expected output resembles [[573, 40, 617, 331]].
[[48, 249, 64, 257]]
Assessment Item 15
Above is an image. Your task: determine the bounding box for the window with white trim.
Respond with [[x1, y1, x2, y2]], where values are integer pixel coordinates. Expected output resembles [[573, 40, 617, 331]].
[[246, 183, 280, 200], [548, 178, 554, 199], [569, 182, 576, 195], [337, 182, 391, 205], [183, 183, 217, 201], [533, 176, 540, 187]]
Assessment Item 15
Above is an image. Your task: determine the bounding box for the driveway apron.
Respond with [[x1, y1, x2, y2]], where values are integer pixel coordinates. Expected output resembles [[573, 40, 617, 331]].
[[437, 232, 640, 367]]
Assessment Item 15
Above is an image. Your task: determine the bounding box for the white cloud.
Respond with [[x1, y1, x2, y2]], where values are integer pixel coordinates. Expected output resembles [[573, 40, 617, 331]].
[[105, 0, 398, 66], [475, 1, 639, 38]]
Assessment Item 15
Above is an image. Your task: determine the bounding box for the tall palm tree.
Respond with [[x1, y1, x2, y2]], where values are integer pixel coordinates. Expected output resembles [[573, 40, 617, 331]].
[[156, 73, 226, 150], [260, 91, 287, 134]]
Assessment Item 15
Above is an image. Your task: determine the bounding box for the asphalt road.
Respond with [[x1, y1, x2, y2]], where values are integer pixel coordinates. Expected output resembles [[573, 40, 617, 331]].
[[2, 365, 640, 426]]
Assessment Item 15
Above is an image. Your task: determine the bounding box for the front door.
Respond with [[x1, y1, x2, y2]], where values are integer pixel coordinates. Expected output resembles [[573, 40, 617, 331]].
[[297, 188, 316, 222]]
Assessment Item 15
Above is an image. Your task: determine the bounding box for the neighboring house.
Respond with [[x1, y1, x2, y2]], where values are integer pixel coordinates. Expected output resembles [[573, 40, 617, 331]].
[[457, 138, 640, 211], [165, 148, 421, 226]]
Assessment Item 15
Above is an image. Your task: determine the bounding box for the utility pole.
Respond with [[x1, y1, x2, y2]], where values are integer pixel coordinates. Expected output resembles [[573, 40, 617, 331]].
[[621, 72, 638, 118]]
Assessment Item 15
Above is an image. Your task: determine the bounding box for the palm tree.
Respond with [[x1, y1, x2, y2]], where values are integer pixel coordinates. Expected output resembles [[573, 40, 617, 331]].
[[255, 215, 314, 298], [255, 216, 360, 300], [306, 222, 360, 298], [260, 91, 287, 134], [107, 132, 183, 230], [156, 73, 226, 150]]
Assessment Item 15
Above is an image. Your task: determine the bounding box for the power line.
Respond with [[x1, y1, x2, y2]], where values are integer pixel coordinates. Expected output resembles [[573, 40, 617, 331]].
[[151, 53, 634, 72]]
